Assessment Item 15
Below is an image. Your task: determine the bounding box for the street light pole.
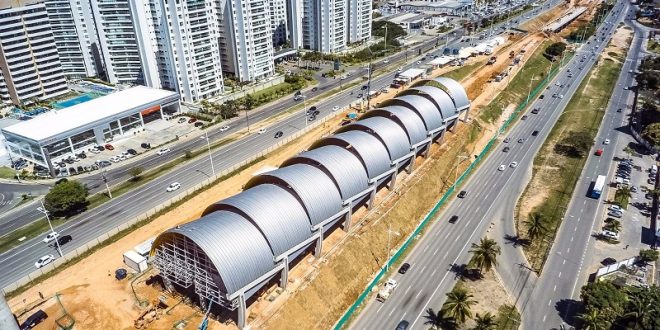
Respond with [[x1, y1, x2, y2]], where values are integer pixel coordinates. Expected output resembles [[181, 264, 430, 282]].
[[526, 75, 538, 104], [245, 109, 251, 133], [385, 223, 400, 271], [39, 200, 62, 257], [205, 131, 215, 176], [101, 169, 112, 199], [302, 95, 308, 127]]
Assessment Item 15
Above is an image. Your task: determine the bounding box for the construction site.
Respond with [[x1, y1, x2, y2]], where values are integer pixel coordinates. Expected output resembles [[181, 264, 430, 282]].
[[3, 0, 607, 329]]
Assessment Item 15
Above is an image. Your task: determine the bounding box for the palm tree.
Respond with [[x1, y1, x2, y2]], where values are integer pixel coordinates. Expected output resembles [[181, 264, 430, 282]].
[[524, 212, 547, 241], [604, 220, 622, 233], [442, 287, 477, 324], [621, 294, 652, 328], [423, 308, 458, 330], [468, 238, 501, 273], [578, 309, 610, 330], [471, 312, 497, 330]]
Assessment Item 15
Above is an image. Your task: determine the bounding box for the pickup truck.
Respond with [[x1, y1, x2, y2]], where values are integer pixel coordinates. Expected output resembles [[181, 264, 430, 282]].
[[376, 278, 398, 302]]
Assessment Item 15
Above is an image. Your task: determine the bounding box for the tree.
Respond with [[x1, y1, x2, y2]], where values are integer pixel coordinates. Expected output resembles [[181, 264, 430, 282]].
[[545, 42, 567, 57], [129, 166, 144, 181], [442, 287, 477, 324], [578, 309, 610, 330], [524, 212, 547, 241], [468, 238, 501, 273], [623, 145, 635, 158], [183, 150, 193, 159], [423, 308, 457, 330], [244, 93, 256, 110], [44, 180, 89, 216], [580, 281, 627, 323], [604, 219, 622, 233], [471, 312, 497, 330], [619, 293, 653, 329], [639, 249, 659, 263]]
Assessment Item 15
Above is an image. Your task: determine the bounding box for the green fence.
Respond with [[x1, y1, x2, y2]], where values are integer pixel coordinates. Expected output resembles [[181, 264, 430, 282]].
[[333, 56, 567, 330]]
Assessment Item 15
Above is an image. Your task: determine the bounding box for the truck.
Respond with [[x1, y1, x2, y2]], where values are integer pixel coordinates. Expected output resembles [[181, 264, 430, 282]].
[[590, 175, 606, 199], [376, 278, 398, 302], [509, 50, 515, 58], [487, 56, 497, 65]]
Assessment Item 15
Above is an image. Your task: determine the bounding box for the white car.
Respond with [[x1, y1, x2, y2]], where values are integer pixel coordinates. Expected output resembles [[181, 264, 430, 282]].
[[510, 161, 518, 168], [608, 205, 623, 213], [110, 156, 121, 163], [498, 164, 506, 171], [34, 254, 55, 268], [43, 232, 59, 243], [166, 182, 181, 192], [258, 128, 267, 134], [601, 230, 620, 240], [332, 106, 339, 112], [603, 139, 610, 145], [219, 126, 230, 132], [383, 59, 390, 64], [558, 94, 564, 99], [157, 148, 171, 155]]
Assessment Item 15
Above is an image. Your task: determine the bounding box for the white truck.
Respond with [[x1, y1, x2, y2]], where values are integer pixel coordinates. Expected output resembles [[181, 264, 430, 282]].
[[376, 278, 398, 302]]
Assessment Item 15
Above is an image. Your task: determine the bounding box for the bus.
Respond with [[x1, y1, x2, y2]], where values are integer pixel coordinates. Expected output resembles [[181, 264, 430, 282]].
[[590, 175, 606, 199]]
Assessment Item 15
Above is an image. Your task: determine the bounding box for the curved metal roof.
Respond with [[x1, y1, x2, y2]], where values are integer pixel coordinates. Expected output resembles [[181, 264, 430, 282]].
[[310, 131, 392, 180], [154, 210, 274, 295], [409, 85, 459, 121], [282, 145, 369, 200], [204, 184, 312, 256], [362, 106, 428, 145], [244, 164, 343, 226], [383, 95, 444, 132], [433, 77, 470, 111], [336, 116, 411, 161]]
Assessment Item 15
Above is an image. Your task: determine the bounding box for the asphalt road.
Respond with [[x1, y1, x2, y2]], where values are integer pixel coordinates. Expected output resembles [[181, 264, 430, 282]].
[[349, 3, 622, 330], [521, 3, 645, 328]]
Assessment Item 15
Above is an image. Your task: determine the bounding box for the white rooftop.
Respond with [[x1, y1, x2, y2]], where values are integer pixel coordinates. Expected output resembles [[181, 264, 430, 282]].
[[3, 86, 178, 142], [399, 68, 426, 79]]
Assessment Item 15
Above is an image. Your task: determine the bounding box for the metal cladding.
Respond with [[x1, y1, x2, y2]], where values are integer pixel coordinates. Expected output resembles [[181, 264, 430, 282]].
[[152, 77, 469, 303], [337, 116, 411, 161], [282, 145, 370, 200], [363, 106, 428, 145], [155, 210, 274, 294], [432, 77, 471, 111], [382, 95, 444, 132], [311, 131, 393, 180], [203, 184, 312, 256], [244, 164, 343, 226]]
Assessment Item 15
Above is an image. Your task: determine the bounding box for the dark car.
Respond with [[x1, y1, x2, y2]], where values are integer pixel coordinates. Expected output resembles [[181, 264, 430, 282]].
[[449, 215, 459, 223], [311, 87, 318, 92], [396, 320, 410, 330], [127, 148, 138, 155], [602, 257, 617, 266], [398, 263, 411, 274], [55, 235, 73, 246], [518, 138, 525, 143], [539, 94, 545, 99], [521, 115, 528, 120], [531, 108, 540, 114], [503, 146, 510, 152], [188, 117, 197, 124], [616, 108, 622, 113], [194, 122, 203, 127], [532, 130, 539, 136], [77, 152, 87, 159], [140, 142, 151, 149], [104, 143, 114, 150], [20, 309, 48, 330], [458, 190, 467, 198], [274, 131, 283, 138], [96, 145, 105, 151]]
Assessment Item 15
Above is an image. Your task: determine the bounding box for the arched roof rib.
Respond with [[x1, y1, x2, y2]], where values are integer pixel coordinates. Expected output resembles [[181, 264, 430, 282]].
[[361, 106, 428, 145], [433, 77, 470, 111], [408, 85, 459, 121], [153, 210, 275, 295], [382, 95, 444, 132], [203, 184, 312, 256], [336, 117, 412, 161], [282, 145, 370, 201], [244, 164, 343, 227], [310, 131, 393, 180]]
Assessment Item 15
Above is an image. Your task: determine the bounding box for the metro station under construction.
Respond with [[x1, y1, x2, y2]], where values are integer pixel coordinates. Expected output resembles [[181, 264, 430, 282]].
[[150, 77, 470, 328]]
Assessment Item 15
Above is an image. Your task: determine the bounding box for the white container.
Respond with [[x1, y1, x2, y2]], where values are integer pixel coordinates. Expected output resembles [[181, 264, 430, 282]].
[[123, 250, 148, 273]]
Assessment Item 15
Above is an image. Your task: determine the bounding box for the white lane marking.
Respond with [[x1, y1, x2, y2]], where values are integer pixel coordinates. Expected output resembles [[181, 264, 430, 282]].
[[433, 248, 439, 256], [548, 299, 552, 306], [377, 304, 384, 313], [405, 286, 412, 295], [558, 272, 562, 278], [553, 285, 557, 292], [421, 265, 427, 274]]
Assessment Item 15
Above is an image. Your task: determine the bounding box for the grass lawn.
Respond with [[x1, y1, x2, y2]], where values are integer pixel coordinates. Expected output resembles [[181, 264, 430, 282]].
[[0, 166, 16, 180], [478, 40, 558, 124], [443, 62, 483, 82], [0, 217, 55, 254], [614, 188, 630, 209], [518, 57, 624, 272], [649, 39, 660, 55]]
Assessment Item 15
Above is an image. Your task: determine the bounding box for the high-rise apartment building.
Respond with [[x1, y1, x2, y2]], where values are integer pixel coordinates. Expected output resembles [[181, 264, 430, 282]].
[[286, 0, 302, 49], [302, 0, 347, 53], [347, 0, 371, 43], [270, 0, 288, 46], [218, 0, 275, 82], [44, 0, 101, 79], [0, 0, 69, 105]]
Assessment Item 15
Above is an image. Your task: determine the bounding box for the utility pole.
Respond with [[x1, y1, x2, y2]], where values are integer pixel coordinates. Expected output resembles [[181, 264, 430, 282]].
[[366, 62, 373, 110], [205, 131, 215, 176], [245, 109, 251, 133], [38, 200, 63, 257], [385, 223, 400, 271], [101, 169, 112, 198]]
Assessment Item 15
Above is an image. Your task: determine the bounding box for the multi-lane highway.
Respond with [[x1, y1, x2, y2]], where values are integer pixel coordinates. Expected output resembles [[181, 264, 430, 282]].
[[349, 2, 626, 329]]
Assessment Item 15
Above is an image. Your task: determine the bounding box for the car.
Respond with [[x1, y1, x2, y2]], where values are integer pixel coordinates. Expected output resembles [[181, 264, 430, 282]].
[[194, 122, 203, 127], [616, 108, 622, 113], [177, 117, 187, 123], [648, 178, 656, 184], [219, 125, 230, 132], [503, 146, 510, 152], [458, 190, 467, 198], [258, 128, 267, 134], [518, 138, 525, 143], [531, 108, 540, 114], [552, 93, 558, 98], [34, 255, 55, 268], [332, 105, 339, 111], [608, 210, 623, 218], [623, 86, 628, 90], [498, 164, 506, 171], [398, 263, 411, 274], [157, 148, 171, 155], [601, 230, 620, 240], [603, 139, 610, 145], [127, 148, 137, 155], [97, 160, 111, 168], [307, 106, 318, 114], [96, 145, 105, 151], [188, 118, 197, 123], [539, 94, 545, 99], [274, 131, 283, 138], [631, 186, 638, 193], [595, 149, 603, 156], [521, 115, 528, 120], [20, 310, 48, 330], [166, 182, 181, 192], [356, 93, 363, 98], [601, 257, 617, 266], [104, 144, 114, 150], [608, 205, 623, 212], [43, 232, 59, 243], [140, 143, 151, 149], [55, 235, 72, 246], [396, 320, 410, 330], [510, 161, 518, 168], [449, 215, 459, 223], [383, 59, 390, 64], [532, 130, 539, 136], [311, 87, 318, 92], [503, 137, 510, 143]]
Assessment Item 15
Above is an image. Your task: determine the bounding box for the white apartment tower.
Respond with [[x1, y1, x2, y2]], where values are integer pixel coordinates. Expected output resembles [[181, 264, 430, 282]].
[[217, 0, 275, 82], [347, 0, 371, 43], [43, 0, 101, 79], [269, 0, 288, 46], [0, 0, 69, 105], [286, 0, 302, 49], [157, 0, 224, 102], [302, 0, 347, 53]]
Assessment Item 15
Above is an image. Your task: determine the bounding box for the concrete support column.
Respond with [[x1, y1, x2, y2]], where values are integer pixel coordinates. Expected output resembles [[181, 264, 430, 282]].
[[343, 207, 353, 231], [163, 277, 175, 293], [117, 119, 124, 135], [388, 170, 398, 190], [0, 293, 19, 330], [367, 187, 377, 209], [423, 143, 431, 158], [159, 108, 165, 120], [437, 130, 445, 144], [280, 257, 289, 290], [139, 112, 145, 126], [407, 156, 415, 174], [237, 294, 247, 329], [448, 120, 457, 132], [67, 137, 75, 153], [314, 228, 324, 257], [463, 108, 470, 122]]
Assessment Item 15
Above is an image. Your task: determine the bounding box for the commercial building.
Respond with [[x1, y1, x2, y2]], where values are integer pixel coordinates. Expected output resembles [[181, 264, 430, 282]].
[[1, 86, 180, 175], [0, 0, 69, 106], [397, 1, 472, 15], [151, 77, 470, 329]]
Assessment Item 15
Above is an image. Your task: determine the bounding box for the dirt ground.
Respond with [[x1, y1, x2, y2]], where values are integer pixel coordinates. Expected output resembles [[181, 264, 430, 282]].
[[7, 6, 584, 330], [461, 270, 513, 329]]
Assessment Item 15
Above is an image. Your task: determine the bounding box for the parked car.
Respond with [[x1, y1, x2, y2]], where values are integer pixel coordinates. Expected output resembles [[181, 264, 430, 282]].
[[332, 106, 339, 112], [43, 232, 59, 244], [157, 148, 171, 155], [398, 263, 411, 274], [96, 145, 105, 151], [127, 149, 137, 155], [166, 182, 181, 192], [20, 309, 48, 330], [104, 144, 114, 150], [188, 118, 197, 124], [194, 122, 203, 127], [521, 115, 528, 120], [34, 255, 55, 268], [140, 142, 151, 149], [177, 117, 187, 123]]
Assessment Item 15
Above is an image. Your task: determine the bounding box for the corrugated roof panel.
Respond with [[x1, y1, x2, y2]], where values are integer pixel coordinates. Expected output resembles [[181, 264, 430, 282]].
[[410, 85, 458, 121], [390, 94, 444, 132], [433, 77, 470, 111], [371, 105, 428, 144], [336, 116, 411, 161]]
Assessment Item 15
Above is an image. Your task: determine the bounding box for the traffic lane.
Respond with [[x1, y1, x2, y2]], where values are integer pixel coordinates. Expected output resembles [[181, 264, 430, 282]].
[[0, 206, 43, 234]]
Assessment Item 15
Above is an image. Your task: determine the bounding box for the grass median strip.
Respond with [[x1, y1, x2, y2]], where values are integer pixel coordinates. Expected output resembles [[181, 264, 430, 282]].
[[516, 55, 624, 272], [0, 217, 53, 254]]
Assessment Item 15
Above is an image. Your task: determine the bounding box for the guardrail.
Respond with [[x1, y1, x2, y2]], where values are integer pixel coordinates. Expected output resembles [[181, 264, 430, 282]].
[[1, 107, 342, 295], [333, 57, 565, 330]]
